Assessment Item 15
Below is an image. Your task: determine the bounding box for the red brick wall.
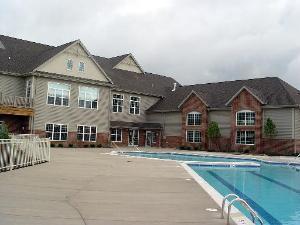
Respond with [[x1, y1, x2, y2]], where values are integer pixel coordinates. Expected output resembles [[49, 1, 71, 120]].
[[180, 93, 208, 149], [162, 136, 182, 148], [33, 130, 109, 147], [230, 89, 263, 153], [261, 138, 296, 155]]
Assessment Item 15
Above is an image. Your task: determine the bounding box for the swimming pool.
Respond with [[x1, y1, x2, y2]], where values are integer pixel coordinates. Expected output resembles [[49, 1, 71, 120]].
[[124, 152, 300, 225]]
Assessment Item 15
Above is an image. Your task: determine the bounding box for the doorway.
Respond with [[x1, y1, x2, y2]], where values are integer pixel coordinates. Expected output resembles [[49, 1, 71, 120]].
[[128, 129, 139, 146]]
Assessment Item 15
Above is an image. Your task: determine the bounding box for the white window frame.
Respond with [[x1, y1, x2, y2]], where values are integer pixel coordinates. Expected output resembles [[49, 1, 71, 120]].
[[78, 86, 99, 109], [186, 111, 201, 126], [77, 125, 97, 142], [112, 93, 124, 113], [47, 82, 71, 107], [236, 130, 255, 145], [45, 123, 68, 141], [66, 59, 73, 71], [111, 128, 122, 142], [236, 110, 255, 126], [129, 96, 140, 115], [78, 61, 85, 72], [186, 130, 201, 143]]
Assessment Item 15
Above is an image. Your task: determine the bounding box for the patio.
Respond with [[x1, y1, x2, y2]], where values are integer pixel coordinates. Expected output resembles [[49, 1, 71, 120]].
[[0, 148, 225, 225]]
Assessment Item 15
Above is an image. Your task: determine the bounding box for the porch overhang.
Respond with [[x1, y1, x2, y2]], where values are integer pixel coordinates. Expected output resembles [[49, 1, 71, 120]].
[[110, 121, 162, 129], [0, 106, 34, 116]]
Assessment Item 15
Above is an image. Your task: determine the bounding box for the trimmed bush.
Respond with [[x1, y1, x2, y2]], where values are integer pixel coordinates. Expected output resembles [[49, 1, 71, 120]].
[[97, 144, 102, 148], [50, 143, 56, 148], [68, 144, 74, 148], [58, 143, 64, 148], [90, 144, 95, 148], [83, 144, 89, 148], [0, 124, 10, 139]]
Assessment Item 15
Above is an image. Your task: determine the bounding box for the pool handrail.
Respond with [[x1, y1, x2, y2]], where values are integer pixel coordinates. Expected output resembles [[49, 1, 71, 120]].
[[221, 194, 239, 219], [227, 197, 264, 225]]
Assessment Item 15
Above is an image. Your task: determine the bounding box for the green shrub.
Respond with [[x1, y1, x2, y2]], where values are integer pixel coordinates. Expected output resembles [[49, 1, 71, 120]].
[[90, 144, 95, 148], [50, 143, 56, 148], [97, 144, 102, 148], [58, 143, 64, 148], [0, 124, 10, 139], [83, 144, 89, 148], [264, 118, 277, 138], [68, 144, 74, 148]]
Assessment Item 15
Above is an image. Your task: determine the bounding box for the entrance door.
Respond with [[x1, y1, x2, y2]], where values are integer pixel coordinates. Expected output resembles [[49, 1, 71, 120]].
[[145, 131, 153, 147], [128, 129, 139, 146]]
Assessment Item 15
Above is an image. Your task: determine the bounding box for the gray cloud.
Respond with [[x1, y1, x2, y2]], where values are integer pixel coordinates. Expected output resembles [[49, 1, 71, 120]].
[[1, 0, 300, 88]]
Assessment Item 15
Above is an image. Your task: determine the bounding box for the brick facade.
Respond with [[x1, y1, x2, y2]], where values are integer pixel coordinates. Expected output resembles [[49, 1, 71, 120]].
[[180, 93, 208, 149], [230, 89, 263, 153], [162, 136, 182, 148]]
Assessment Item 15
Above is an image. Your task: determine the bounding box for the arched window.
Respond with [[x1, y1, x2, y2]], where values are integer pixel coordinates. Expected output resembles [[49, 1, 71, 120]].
[[187, 111, 201, 125], [236, 110, 255, 126]]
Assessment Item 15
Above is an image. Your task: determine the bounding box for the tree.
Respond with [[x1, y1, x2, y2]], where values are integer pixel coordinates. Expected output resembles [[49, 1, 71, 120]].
[[264, 118, 277, 138], [0, 124, 10, 139], [207, 121, 221, 150]]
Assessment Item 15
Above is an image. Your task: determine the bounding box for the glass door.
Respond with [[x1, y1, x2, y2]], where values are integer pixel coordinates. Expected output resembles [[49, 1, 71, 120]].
[[128, 129, 139, 146]]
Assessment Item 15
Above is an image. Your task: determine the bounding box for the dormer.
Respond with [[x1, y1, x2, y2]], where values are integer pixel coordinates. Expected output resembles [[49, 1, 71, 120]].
[[113, 54, 144, 74]]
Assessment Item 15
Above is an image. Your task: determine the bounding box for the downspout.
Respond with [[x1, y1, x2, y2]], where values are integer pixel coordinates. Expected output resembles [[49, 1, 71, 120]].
[[108, 88, 112, 147], [292, 108, 296, 154], [30, 75, 36, 134]]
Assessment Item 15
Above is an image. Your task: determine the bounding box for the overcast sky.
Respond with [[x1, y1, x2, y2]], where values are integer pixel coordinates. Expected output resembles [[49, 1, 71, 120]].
[[1, 0, 300, 88]]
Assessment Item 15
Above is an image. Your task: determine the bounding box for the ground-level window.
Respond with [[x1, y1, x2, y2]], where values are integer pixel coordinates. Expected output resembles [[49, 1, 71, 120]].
[[111, 128, 122, 142], [47, 82, 70, 106], [129, 96, 140, 115], [78, 86, 98, 109], [77, 125, 97, 142], [186, 130, 201, 143], [112, 94, 124, 112], [236, 110, 255, 126], [187, 111, 201, 125], [45, 123, 68, 141], [236, 131, 255, 145]]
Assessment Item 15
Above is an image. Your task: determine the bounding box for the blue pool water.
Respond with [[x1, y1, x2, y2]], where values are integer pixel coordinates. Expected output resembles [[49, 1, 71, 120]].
[[125, 152, 300, 225]]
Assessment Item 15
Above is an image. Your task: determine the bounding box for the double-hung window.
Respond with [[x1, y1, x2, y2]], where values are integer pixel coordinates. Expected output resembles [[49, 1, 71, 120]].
[[47, 82, 70, 106], [236, 131, 255, 145], [187, 112, 201, 125], [111, 128, 122, 142], [45, 123, 68, 141], [236, 110, 255, 126], [112, 94, 124, 112], [78, 62, 85, 72], [186, 130, 201, 143], [129, 96, 140, 115], [78, 86, 98, 109], [77, 125, 97, 142], [67, 59, 73, 70]]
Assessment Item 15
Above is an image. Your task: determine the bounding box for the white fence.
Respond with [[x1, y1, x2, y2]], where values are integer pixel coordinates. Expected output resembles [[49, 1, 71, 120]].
[[0, 138, 50, 172]]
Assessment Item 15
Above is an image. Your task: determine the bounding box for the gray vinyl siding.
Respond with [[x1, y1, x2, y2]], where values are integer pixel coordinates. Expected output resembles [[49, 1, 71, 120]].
[[147, 112, 181, 136], [263, 108, 293, 139], [0, 74, 25, 97], [33, 77, 110, 132], [110, 91, 160, 123], [295, 108, 300, 139], [208, 110, 231, 137]]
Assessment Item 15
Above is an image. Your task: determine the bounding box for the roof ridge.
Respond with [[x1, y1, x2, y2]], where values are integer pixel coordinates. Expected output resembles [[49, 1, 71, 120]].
[[182, 76, 278, 88], [0, 34, 54, 48]]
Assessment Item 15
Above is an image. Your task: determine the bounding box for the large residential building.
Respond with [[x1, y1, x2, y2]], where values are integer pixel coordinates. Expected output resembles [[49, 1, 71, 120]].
[[1, 35, 300, 154]]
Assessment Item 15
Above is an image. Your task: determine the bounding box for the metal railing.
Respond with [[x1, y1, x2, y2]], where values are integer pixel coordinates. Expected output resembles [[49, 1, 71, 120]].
[[0, 92, 33, 108], [221, 194, 264, 225], [0, 138, 50, 172]]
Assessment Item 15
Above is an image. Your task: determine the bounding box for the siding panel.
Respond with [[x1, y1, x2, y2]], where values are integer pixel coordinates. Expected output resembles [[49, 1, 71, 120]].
[[208, 110, 231, 137], [263, 108, 293, 139], [0, 74, 25, 97], [295, 109, 300, 139], [110, 92, 159, 123], [33, 77, 110, 132], [147, 112, 181, 136]]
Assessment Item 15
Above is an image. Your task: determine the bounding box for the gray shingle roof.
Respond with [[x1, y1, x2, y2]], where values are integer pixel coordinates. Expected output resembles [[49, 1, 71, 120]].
[[148, 77, 300, 111], [0, 34, 76, 74], [93, 55, 179, 97]]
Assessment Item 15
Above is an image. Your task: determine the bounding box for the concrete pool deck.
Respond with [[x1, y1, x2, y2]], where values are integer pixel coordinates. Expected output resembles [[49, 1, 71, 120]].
[[0, 148, 226, 225]]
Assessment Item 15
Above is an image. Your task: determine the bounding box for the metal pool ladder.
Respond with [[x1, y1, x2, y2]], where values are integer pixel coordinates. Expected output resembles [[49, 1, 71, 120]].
[[221, 194, 264, 225]]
